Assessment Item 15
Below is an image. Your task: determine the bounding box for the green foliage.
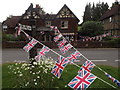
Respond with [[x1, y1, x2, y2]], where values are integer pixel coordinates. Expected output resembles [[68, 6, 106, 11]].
[[83, 2, 109, 22], [2, 61, 120, 89], [2, 32, 25, 41], [103, 36, 120, 44], [80, 21, 104, 37]]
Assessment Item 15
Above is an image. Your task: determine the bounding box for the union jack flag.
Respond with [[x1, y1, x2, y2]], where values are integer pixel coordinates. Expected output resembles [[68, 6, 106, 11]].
[[51, 56, 69, 78], [67, 51, 81, 62], [68, 69, 97, 90], [57, 39, 67, 48], [15, 23, 21, 36], [78, 61, 95, 73], [105, 72, 120, 87], [23, 38, 38, 52], [35, 46, 50, 61], [54, 34, 62, 42], [60, 43, 73, 54]]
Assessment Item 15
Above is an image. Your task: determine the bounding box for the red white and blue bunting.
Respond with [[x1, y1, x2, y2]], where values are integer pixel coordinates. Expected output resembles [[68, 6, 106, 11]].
[[15, 24, 119, 89]]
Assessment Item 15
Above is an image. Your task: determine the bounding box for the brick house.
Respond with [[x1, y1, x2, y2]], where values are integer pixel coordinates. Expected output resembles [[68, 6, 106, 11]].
[[99, 1, 120, 36], [2, 3, 79, 41]]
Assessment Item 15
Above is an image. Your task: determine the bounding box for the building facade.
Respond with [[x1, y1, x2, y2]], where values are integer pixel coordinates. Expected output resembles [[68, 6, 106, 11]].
[[99, 1, 120, 36], [2, 3, 79, 41]]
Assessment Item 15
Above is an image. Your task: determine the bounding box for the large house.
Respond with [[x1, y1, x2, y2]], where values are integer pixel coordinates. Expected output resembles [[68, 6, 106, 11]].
[[99, 1, 120, 36], [2, 3, 79, 41]]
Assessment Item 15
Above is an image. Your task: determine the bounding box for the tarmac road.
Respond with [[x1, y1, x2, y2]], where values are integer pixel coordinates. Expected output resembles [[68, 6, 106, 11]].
[[2, 48, 120, 67]]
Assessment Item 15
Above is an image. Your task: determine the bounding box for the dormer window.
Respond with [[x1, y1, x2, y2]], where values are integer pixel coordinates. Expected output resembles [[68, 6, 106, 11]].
[[61, 21, 68, 29]]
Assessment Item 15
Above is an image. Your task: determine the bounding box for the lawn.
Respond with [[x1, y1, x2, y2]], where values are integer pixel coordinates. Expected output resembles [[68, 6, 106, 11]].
[[2, 63, 120, 89]]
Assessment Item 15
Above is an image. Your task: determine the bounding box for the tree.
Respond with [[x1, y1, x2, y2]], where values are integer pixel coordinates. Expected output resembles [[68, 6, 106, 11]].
[[82, 2, 109, 22], [79, 21, 104, 37], [83, 3, 92, 23]]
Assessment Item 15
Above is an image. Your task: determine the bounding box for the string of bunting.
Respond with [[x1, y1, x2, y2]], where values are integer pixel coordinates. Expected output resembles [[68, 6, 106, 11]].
[[15, 24, 119, 89], [79, 32, 111, 41], [50, 26, 120, 88]]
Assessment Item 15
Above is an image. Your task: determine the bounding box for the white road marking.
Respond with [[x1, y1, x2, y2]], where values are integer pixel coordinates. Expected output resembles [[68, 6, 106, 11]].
[[115, 60, 120, 62], [90, 60, 107, 61]]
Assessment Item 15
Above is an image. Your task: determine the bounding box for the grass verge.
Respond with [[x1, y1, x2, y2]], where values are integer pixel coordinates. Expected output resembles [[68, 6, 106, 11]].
[[2, 63, 120, 89]]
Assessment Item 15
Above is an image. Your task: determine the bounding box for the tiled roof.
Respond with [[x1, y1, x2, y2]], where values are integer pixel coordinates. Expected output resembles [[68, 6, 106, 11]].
[[3, 16, 21, 28], [100, 4, 120, 20]]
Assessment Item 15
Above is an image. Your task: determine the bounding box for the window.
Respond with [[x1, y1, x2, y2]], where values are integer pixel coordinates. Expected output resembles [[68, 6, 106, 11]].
[[109, 17, 112, 22], [2, 25, 8, 31], [61, 21, 68, 29], [45, 21, 51, 27]]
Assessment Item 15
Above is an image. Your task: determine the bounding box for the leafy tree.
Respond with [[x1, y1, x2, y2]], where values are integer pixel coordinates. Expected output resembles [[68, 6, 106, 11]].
[[79, 21, 104, 37]]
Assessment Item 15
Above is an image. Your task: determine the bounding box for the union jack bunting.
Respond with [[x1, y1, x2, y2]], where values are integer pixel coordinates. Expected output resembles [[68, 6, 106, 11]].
[[35, 46, 50, 61], [57, 39, 67, 48], [15, 24, 21, 36], [23, 38, 38, 52], [68, 69, 97, 90], [60, 43, 73, 54], [51, 56, 69, 78], [78, 61, 95, 73], [105, 72, 120, 87], [54, 34, 62, 42], [67, 51, 81, 62]]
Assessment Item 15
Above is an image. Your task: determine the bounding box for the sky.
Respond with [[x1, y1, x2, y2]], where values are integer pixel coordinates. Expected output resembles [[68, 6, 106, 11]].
[[0, 0, 116, 23]]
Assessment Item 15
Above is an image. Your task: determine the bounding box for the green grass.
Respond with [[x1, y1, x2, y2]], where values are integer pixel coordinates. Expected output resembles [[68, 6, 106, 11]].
[[2, 63, 120, 89]]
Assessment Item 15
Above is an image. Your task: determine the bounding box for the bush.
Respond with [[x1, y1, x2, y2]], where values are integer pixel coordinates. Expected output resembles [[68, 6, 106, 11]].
[[103, 36, 120, 44], [2, 32, 25, 41], [79, 21, 104, 37]]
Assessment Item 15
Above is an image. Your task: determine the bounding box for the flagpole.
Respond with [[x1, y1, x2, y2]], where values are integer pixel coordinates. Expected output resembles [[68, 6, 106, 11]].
[[21, 28, 118, 89]]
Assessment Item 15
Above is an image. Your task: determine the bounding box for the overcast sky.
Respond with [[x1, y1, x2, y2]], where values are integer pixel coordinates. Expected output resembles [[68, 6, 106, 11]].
[[0, 0, 116, 23]]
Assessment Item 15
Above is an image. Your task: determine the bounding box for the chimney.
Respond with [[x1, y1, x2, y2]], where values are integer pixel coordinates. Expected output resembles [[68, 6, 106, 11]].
[[36, 4, 40, 8]]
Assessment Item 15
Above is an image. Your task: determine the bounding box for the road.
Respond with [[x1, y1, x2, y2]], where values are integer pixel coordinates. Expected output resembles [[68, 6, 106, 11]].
[[2, 48, 119, 67]]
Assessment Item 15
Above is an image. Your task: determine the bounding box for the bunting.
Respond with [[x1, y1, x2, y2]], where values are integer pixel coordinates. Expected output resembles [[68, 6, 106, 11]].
[[51, 56, 69, 78], [60, 43, 73, 54], [57, 39, 67, 48], [35, 46, 50, 62], [67, 51, 81, 62], [78, 61, 95, 73], [54, 34, 62, 42], [105, 72, 120, 87], [68, 69, 97, 90], [23, 38, 38, 52], [18, 25, 118, 89]]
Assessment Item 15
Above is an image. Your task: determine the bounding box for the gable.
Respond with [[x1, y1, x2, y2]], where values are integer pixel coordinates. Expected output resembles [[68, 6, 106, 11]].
[[56, 4, 79, 21]]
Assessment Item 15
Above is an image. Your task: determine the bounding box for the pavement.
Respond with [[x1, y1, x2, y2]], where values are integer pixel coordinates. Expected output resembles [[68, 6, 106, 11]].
[[2, 48, 120, 67]]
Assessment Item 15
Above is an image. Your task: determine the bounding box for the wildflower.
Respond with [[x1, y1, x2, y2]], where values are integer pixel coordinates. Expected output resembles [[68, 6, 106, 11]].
[[37, 76, 40, 78], [19, 74, 23, 76], [35, 82, 37, 85], [34, 79, 36, 81], [31, 65, 35, 68], [33, 73, 35, 75], [33, 62, 37, 65], [14, 72, 17, 74]]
